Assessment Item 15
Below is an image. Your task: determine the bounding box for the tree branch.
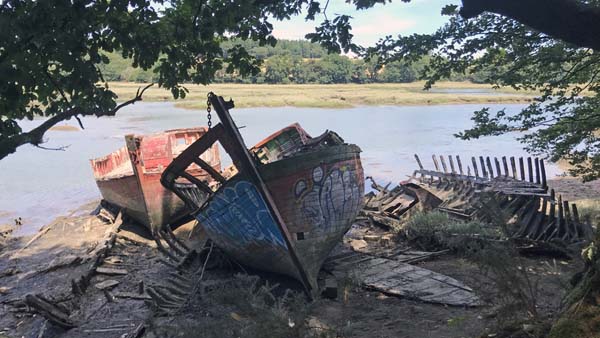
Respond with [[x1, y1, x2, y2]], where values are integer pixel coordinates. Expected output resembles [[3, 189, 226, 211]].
[[0, 83, 154, 160], [460, 0, 600, 51]]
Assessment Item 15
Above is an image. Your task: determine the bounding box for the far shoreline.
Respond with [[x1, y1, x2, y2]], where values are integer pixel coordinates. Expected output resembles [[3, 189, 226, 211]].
[[109, 81, 538, 110]]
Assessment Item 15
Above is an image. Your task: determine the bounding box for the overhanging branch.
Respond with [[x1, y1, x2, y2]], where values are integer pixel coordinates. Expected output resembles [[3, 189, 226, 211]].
[[460, 0, 600, 51], [0, 83, 154, 160]]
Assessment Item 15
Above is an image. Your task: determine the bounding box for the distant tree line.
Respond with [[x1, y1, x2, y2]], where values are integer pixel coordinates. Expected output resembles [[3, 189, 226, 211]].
[[98, 39, 488, 84]]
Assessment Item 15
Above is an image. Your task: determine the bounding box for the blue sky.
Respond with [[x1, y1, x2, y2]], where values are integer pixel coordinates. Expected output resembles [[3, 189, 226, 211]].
[[272, 0, 458, 46]]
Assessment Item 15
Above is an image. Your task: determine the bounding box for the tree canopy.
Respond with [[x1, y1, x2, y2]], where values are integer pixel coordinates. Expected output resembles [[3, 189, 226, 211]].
[[3, 0, 600, 182], [96, 41, 432, 84]]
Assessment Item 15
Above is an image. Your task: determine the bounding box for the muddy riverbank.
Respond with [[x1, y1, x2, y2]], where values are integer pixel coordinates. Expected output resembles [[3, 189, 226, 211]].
[[0, 194, 587, 338]]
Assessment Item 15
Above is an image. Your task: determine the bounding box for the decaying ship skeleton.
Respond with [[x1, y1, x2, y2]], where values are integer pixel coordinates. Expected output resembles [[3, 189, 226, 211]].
[[363, 154, 593, 245]]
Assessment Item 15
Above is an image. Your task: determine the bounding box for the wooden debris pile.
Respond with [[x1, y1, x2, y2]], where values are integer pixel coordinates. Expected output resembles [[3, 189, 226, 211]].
[[361, 154, 594, 245], [360, 177, 418, 229]]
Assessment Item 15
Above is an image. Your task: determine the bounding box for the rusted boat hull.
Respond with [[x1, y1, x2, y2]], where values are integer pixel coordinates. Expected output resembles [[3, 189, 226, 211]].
[[197, 144, 363, 286], [91, 128, 220, 230]]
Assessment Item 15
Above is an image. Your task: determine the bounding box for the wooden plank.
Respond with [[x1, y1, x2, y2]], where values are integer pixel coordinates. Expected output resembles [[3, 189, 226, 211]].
[[414, 154, 424, 170], [502, 156, 509, 177], [448, 156, 456, 174], [456, 155, 463, 175], [572, 203, 581, 224], [180, 171, 212, 195], [114, 292, 152, 300], [24, 294, 75, 329], [96, 267, 128, 275], [432, 155, 440, 171], [510, 157, 517, 179], [193, 158, 226, 183], [540, 159, 547, 189], [472, 157, 479, 178], [557, 195, 564, 239], [486, 157, 494, 178], [414, 169, 485, 184], [549, 190, 556, 222], [536, 219, 556, 241], [355, 257, 479, 307], [362, 265, 416, 283], [516, 198, 540, 238], [519, 157, 526, 181], [527, 198, 548, 239], [527, 157, 534, 182], [494, 158, 502, 178], [479, 156, 488, 178], [440, 155, 448, 173], [535, 158, 541, 184], [564, 200, 576, 240]]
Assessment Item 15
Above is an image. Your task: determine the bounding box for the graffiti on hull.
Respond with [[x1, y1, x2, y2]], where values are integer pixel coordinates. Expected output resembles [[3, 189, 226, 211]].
[[294, 165, 363, 234], [197, 180, 286, 248]]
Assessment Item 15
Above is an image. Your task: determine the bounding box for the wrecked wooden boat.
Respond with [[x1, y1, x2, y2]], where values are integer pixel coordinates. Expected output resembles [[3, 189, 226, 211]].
[[90, 128, 221, 230], [363, 154, 593, 244], [411, 154, 594, 243], [161, 93, 364, 294]]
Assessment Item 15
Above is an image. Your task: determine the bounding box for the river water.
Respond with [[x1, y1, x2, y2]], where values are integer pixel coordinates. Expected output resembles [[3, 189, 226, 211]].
[[0, 102, 559, 234]]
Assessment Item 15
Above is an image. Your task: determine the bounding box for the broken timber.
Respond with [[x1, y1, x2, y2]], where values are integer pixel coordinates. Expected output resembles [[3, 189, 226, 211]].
[[324, 252, 480, 307]]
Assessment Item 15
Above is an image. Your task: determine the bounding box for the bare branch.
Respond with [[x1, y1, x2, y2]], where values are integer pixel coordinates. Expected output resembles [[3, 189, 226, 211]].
[[74, 115, 85, 130], [323, 0, 330, 20], [35, 144, 70, 152], [0, 83, 154, 160]]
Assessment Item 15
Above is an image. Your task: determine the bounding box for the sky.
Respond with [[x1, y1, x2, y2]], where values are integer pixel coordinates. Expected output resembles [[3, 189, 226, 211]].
[[272, 0, 459, 47]]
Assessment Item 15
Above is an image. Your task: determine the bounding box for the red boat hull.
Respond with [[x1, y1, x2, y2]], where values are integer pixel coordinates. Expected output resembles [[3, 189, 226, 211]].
[[91, 128, 220, 230]]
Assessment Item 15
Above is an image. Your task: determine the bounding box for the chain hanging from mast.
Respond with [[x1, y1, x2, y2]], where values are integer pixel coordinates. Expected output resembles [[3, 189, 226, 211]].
[[206, 93, 212, 129]]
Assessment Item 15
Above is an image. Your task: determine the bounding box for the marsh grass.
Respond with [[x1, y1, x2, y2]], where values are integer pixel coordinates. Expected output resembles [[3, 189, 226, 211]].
[[107, 82, 537, 109], [572, 199, 600, 227]]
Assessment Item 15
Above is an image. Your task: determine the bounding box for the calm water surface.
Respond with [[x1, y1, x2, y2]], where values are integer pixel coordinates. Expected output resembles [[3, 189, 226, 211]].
[[0, 102, 559, 234]]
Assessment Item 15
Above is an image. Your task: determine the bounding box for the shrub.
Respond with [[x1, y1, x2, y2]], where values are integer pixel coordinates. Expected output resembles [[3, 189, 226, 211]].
[[403, 211, 451, 250], [403, 211, 500, 251]]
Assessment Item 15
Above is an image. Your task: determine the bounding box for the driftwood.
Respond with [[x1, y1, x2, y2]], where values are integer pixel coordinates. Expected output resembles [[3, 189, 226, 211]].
[[24, 294, 75, 329], [94, 280, 120, 290], [15, 226, 52, 255], [95, 267, 128, 275], [113, 292, 151, 300]]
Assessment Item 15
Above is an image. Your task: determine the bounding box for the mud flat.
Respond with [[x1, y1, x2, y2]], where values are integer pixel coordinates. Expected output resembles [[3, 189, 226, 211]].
[[0, 195, 587, 338]]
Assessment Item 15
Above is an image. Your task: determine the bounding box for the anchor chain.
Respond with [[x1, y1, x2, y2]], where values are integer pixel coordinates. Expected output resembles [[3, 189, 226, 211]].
[[206, 93, 212, 129]]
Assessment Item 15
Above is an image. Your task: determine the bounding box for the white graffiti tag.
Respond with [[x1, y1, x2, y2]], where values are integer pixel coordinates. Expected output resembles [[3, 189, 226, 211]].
[[294, 165, 362, 233]]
